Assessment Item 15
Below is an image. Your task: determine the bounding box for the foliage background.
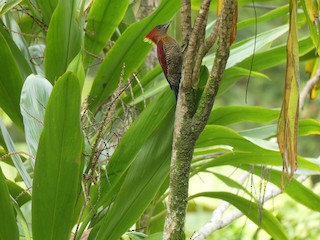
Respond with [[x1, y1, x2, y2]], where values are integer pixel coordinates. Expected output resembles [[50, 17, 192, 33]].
[[0, 0, 319, 239]]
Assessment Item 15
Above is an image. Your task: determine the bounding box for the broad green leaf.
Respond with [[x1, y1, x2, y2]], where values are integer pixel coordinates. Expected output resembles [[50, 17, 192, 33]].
[[2, 13, 36, 74], [84, 0, 130, 67], [237, 36, 313, 71], [277, 0, 300, 181], [0, 167, 19, 240], [145, 232, 163, 240], [0, 31, 24, 129], [6, 179, 31, 206], [208, 106, 279, 125], [45, 0, 83, 83], [0, 18, 33, 79], [20, 74, 52, 159], [238, 4, 289, 30], [67, 52, 85, 89], [32, 72, 83, 240], [238, 119, 320, 139], [196, 125, 263, 152], [35, 0, 58, 24], [241, 165, 320, 212], [0, 118, 32, 189], [195, 151, 320, 173], [79, 90, 175, 238], [204, 25, 289, 68], [299, 119, 320, 136], [94, 105, 174, 240], [88, 0, 180, 112], [0, 0, 22, 17], [189, 192, 289, 240], [218, 66, 270, 94]]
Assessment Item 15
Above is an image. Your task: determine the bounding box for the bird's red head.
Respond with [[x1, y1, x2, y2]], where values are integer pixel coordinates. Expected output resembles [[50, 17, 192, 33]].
[[145, 22, 171, 44]]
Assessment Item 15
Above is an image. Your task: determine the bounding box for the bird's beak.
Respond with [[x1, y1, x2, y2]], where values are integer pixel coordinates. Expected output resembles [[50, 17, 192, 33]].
[[164, 21, 171, 30]]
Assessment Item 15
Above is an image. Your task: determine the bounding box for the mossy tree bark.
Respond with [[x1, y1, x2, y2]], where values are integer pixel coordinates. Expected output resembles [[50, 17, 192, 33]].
[[164, 0, 237, 239]]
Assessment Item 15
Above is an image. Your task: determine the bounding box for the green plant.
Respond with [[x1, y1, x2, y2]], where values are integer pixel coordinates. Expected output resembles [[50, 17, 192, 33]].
[[0, 1, 319, 240]]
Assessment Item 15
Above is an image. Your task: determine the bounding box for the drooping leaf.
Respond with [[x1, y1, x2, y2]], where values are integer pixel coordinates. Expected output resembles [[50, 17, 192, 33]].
[[277, 0, 300, 185], [189, 192, 289, 240], [32, 72, 83, 240], [0, 167, 19, 240]]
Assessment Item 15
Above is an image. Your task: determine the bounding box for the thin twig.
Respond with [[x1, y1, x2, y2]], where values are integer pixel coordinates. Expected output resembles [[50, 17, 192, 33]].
[[0, 151, 35, 161]]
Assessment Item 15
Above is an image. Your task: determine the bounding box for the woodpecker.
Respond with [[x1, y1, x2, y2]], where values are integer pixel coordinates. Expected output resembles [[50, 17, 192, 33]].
[[145, 22, 182, 99]]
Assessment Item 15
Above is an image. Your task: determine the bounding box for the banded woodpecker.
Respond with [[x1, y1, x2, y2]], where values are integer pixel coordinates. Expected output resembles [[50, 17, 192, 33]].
[[145, 22, 182, 99]]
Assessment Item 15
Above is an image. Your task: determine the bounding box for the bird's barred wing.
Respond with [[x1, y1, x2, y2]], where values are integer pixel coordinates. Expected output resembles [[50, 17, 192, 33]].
[[157, 40, 170, 83]]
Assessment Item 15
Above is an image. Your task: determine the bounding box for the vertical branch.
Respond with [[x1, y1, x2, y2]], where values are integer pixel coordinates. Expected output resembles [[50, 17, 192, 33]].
[[180, 0, 192, 50], [164, 0, 237, 239]]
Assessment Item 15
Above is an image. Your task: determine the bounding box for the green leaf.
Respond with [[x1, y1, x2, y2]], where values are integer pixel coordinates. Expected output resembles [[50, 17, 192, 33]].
[[237, 36, 313, 71], [0, 118, 32, 189], [189, 192, 289, 240], [79, 90, 175, 239], [84, 0, 130, 67], [299, 119, 320, 136], [196, 125, 262, 152], [45, 0, 83, 83], [195, 151, 320, 173], [2, 13, 36, 74], [32, 72, 83, 240], [34, 0, 58, 24], [204, 25, 289, 68], [0, 31, 24, 129], [0, 0, 22, 17], [67, 52, 85, 89], [208, 106, 279, 125], [88, 0, 180, 112], [6, 179, 31, 206], [0, 17, 34, 78], [20, 74, 52, 158], [0, 167, 19, 240], [94, 107, 174, 239]]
